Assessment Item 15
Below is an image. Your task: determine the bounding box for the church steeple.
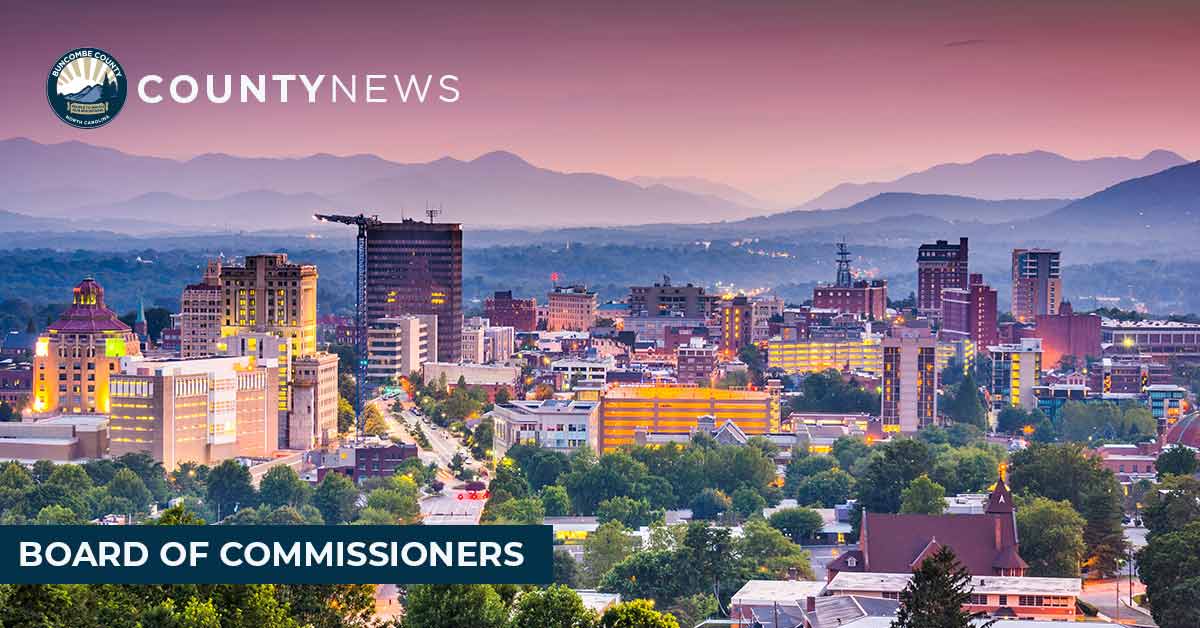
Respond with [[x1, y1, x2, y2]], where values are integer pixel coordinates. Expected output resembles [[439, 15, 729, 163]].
[[986, 465, 1014, 515]]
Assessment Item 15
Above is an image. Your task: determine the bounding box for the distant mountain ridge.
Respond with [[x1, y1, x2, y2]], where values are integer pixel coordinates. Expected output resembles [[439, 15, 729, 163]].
[[800, 149, 1187, 209], [1033, 160, 1200, 233], [629, 175, 771, 209], [735, 193, 1069, 230], [0, 138, 756, 229]]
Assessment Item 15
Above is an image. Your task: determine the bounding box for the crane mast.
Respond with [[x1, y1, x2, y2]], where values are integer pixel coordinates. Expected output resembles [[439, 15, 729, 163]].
[[314, 212, 380, 439]]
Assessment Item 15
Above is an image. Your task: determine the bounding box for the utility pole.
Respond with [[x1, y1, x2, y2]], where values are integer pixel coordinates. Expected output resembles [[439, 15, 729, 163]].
[[314, 213, 382, 438]]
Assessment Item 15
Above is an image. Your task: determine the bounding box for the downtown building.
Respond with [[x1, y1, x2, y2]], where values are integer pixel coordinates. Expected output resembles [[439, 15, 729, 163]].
[[880, 326, 938, 433], [720, 296, 753, 356], [491, 399, 600, 459], [812, 242, 887, 319], [364, 219, 463, 363], [546, 285, 598, 331], [940, 273, 998, 350], [108, 355, 278, 469], [483, 291, 537, 332], [597, 385, 775, 452], [178, 259, 223, 358], [766, 331, 884, 377], [916, 237, 969, 318], [988, 338, 1043, 412], [219, 254, 319, 358], [629, 276, 719, 319], [365, 315, 438, 384], [676, 336, 719, 387], [1011, 248, 1062, 322], [32, 279, 144, 415]]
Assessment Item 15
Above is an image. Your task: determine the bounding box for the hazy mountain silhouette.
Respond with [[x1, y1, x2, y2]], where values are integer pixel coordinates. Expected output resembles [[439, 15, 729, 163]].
[[629, 175, 771, 208], [800, 149, 1187, 209], [0, 138, 756, 228], [735, 193, 1068, 230], [1032, 160, 1200, 233]]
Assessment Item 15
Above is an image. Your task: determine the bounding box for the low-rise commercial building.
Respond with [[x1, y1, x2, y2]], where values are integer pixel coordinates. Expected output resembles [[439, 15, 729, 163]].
[[767, 333, 883, 376], [366, 315, 437, 383], [422, 362, 520, 401], [826, 572, 1080, 621], [598, 385, 774, 452], [491, 399, 600, 459], [0, 414, 108, 463]]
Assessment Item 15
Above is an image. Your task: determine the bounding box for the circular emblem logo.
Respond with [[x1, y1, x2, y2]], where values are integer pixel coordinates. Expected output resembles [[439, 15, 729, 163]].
[[46, 47, 127, 129]]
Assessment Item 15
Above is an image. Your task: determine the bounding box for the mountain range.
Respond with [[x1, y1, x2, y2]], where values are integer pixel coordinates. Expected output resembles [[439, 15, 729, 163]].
[[0, 138, 1194, 237], [799, 149, 1188, 209]]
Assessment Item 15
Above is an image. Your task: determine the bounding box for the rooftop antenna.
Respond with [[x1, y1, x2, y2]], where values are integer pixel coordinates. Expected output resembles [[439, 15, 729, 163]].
[[425, 202, 441, 223]]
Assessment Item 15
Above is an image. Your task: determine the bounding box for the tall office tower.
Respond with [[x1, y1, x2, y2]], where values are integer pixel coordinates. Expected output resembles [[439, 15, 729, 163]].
[[881, 326, 938, 433], [179, 259, 223, 358], [720, 296, 753, 356], [364, 219, 463, 363], [366, 315, 438, 384], [32, 279, 143, 415], [546, 285, 598, 331], [988, 338, 1043, 411], [812, 242, 888, 319], [219, 254, 318, 358], [628, 276, 719, 319], [1011, 248, 1062, 322], [916, 237, 969, 317], [108, 355, 277, 469], [484, 291, 537, 332], [940, 273, 998, 350]]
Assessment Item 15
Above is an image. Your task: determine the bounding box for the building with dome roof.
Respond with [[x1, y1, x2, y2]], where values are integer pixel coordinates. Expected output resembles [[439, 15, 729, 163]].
[[32, 278, 143, 414]]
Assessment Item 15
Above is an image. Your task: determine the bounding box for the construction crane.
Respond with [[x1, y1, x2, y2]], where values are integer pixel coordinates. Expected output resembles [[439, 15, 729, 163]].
[[314, 212, 381, 439]]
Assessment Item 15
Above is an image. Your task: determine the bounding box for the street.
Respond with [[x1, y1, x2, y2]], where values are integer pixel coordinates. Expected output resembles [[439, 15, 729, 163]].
[[375, 398, 488, 525]]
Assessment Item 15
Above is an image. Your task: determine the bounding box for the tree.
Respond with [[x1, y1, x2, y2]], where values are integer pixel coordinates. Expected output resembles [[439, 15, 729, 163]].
[[1008, 442, 1128, 577], [690, 488, 730, 521], [207, 459, 257, 519], [1059, 400, 1156, 443], [996, 406, 1035, 435], [666, 593, 717, 628], [0, 584, 75, 628], [362, 404, 388, 437], [855, 438, 932, 515], [153, 503, 207, 526], [892, 546, 987, 628], [790, 370, 877, 413], [337, 396, 356, 433], [107, 467, 153, 514], [582, 521, 637, 586], [1156, 446, 1199, 479], [767, 507, 824, 543], [510, 584, 597, 628], [115, 452, 170, 504], [942, 373, 986, 429], [831, 436, 871, 473], [542, 485, 571, 517], [35, 504, 82, 525], [598, 599, 679, 628], [553, 549, 581, 587], [738, 518, 813, 579], [900, 475, 946, 515], [360, 475, 421, 524], [795, 469, 854, 508], [402, 584, 509, 628], [730, 486, 767, 521], [1137, 520, 1200, 628], [313, 472, 359, 524], [597, 496, 662, 528], [483, 497, 545, 524], [1015, 496, 1085, 577], [259, 465, 311, 509], [1142, 476, 1200, 538]]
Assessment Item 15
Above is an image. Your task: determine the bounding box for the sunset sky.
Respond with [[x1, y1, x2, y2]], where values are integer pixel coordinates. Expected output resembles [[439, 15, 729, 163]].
[[5, 1, 1200, 204]]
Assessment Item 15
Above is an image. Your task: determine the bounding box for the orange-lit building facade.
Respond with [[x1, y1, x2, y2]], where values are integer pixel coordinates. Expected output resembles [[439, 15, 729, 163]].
[[32, 279, 143, 415], [219, 254, 318, 359], [597, 385, 774, 451], [720, 296, 753, 356]]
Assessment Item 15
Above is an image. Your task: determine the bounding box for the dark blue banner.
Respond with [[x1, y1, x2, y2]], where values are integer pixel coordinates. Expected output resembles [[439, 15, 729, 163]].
[[0, 525, 552, 584]]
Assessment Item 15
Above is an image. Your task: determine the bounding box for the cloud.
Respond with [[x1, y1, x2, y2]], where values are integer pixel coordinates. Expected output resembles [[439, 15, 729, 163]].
[[944, 38, 1003, 47]]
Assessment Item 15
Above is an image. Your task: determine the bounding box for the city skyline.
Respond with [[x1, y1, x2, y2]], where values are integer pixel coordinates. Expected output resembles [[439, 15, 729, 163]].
[[5, 1, 1200, 203]]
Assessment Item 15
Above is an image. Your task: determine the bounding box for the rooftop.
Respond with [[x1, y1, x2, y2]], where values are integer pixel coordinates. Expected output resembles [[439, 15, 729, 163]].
[[731, 579, 828, 604], [826, 572, 1081, 596]]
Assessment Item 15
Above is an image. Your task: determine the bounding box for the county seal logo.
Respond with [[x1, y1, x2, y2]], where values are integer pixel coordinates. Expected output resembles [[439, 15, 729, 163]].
[[47, 47, 127, 129]]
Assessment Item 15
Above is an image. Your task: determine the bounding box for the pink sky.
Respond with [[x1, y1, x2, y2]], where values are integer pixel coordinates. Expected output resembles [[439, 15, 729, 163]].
[[5, 1, 1199, 204]]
